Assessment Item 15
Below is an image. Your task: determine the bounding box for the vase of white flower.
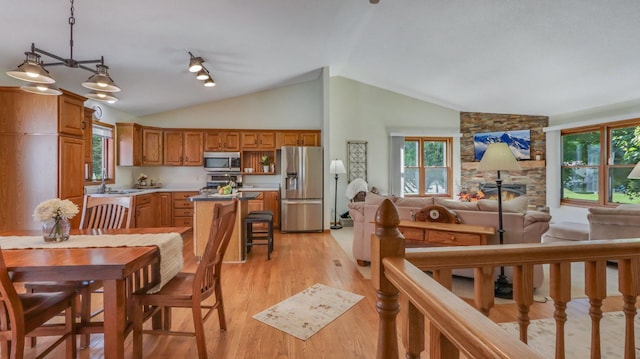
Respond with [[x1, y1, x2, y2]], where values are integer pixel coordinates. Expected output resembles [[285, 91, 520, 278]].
[[33, 198, 79, 242]]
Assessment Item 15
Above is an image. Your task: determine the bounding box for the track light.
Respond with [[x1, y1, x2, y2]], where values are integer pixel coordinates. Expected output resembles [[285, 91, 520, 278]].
[[5, 0, 120, 101], [188, 52, 216, 89], [196, 69, 209, 80], [204, 77, 216, 87], [188, 54, 204, 72]]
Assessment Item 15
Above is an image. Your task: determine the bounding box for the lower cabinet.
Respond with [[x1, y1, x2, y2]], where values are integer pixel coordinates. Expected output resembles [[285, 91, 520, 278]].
[[173, 191, 197, 228], [158, 192, 172, 227], [246, 190, 280, 229], [134, 194, 157, 228]]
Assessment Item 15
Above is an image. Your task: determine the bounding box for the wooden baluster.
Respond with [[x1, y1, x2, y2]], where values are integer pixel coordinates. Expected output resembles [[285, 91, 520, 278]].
[[371, 199, 403, 359], [512, 264, 534, 344], [617, 258, 639, 359], [405, 301, 424, 359], [550, 262, 571, 359], [431, 268, 459, 358], [584, 260, 606, 359], [473, 266, 495, 317]]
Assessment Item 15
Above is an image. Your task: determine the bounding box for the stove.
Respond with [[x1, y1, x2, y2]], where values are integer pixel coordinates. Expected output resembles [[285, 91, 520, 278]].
[[201, 173, 242, 194]]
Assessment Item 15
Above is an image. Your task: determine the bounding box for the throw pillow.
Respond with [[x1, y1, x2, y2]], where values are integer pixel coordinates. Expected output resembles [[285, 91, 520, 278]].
[[434, 197, 480, 211], [477, 196, 529, 214]]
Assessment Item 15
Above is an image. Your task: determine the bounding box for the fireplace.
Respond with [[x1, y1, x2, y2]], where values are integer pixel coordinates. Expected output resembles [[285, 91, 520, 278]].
[[480, 183, 526, 201]]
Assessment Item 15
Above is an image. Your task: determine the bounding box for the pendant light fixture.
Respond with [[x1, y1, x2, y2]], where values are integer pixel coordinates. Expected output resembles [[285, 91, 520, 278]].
[[5, 0, 121, 102], [188, 52, 216, 88]]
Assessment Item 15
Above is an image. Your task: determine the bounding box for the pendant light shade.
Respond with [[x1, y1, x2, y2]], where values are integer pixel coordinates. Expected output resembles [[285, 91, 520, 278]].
[[6, 52, 55, 84], [85, 91, 119, 104], [20, 82, 63, 96], [82, 64, 121, 92]]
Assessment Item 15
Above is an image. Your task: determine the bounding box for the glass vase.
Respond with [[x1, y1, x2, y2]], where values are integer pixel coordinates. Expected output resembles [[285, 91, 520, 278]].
[[42, 217, 71, 242]]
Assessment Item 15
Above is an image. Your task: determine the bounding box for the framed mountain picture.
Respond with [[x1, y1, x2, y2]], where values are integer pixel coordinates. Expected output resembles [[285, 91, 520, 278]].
[[473, 130, 531, 160]]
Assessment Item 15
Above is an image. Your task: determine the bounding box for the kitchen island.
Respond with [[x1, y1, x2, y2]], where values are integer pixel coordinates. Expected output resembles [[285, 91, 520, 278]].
[[189, 192, 260, 262]]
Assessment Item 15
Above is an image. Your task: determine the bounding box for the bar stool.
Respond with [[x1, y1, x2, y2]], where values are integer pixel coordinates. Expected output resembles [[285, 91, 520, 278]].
[[243, 210, 274, 260]]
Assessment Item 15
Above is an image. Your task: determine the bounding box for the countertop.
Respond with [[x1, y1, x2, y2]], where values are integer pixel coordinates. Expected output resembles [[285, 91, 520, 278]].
[[188, 192, 261, 201]]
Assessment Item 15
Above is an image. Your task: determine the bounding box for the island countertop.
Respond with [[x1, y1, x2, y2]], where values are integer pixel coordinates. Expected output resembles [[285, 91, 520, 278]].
[[188, 192, 260, 201]]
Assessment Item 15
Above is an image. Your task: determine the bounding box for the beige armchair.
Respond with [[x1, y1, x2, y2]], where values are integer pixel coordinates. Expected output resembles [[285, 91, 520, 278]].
[[588, 205, 640, 240]]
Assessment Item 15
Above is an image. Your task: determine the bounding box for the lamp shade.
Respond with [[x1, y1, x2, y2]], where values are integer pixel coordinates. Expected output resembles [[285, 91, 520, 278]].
[[82, 65, 121, 92], [329, 159, 346, 174], [477, 142, 522, 172], [628, 162, 640, 179], [20, 83, 62, 96]]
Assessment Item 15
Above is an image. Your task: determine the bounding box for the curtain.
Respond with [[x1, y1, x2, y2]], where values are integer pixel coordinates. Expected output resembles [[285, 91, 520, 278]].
[[389, 136, 404, 197]]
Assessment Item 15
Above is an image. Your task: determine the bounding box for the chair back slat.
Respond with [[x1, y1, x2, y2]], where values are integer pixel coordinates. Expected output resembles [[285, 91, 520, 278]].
[[194, 200, 237, 297], [80, 195, 133, 229], [0, 248, 25, 342]]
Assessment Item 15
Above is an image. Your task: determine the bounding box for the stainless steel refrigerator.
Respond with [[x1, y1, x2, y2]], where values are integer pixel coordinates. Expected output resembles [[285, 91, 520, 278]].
[[281, 146, 323, 232]]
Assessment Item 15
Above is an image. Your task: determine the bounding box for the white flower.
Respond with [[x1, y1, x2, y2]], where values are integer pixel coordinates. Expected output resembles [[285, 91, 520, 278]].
[[137, 173, 148, 182], [33, 198, 79, 222]]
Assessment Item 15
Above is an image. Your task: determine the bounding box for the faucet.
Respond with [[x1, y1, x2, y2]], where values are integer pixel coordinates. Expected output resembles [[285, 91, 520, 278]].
[[97, 168, 107, 194]]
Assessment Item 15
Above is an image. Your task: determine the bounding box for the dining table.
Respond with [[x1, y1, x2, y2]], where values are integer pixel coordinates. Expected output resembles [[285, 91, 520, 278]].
[[0, 227, 189, 359]]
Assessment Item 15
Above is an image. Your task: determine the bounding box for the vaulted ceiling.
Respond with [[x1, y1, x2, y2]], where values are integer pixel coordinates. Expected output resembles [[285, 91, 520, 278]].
[[2, 0, 639, 117]]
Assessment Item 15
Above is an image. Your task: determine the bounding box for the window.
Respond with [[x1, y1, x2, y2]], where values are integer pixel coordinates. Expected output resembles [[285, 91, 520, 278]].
[[403, 137, 452, 196], [561, 119, 640, 205], [90, 122, 115, 184]]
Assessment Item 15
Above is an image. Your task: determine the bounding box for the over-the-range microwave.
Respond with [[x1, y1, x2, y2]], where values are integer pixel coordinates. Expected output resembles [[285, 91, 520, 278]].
[[203, 152, 241, 172]]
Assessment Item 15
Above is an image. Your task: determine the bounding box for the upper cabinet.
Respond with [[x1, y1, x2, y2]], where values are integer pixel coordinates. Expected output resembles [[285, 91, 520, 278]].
[[58, 93, 85, 136], [116, 123, 143, 166], [83, 108, 94, 181], [164, 130, 203, 166], [277, 130, 321, 147], [142, 127, 163, 166], [116, 123, 321, 167], [204, 130, 240, 151], [241, 131, 276, 150]]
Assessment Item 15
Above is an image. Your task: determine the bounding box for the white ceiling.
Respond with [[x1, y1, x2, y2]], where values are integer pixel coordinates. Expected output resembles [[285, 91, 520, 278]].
[[2, 0, 640, 117]]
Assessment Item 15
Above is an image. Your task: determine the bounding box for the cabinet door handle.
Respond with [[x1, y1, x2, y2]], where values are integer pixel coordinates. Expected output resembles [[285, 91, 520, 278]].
[[82, 121, 86, 130]]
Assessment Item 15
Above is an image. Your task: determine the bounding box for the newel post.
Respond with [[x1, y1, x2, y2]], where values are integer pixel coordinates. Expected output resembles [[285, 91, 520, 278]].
[[371, 199, 404, 359]]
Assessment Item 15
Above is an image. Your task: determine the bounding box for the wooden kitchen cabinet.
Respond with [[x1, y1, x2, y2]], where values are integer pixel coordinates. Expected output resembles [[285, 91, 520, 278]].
[[164, 130, 203, 166], [158, 192, 173, 227], [83, 108, 93, 181], [263, 190, 280, 229], [58, 93, 85, 136], [0, 88, 88, 231], [204, 130, 240, 151], [134, 194, 157, 228], [248, 192, 264, 213], [116, 122, 143, 166], [173, 191, 198, 228], [277, 130, 320, 147], [241, 131, 276, 150], [142, 127, 163, 165]]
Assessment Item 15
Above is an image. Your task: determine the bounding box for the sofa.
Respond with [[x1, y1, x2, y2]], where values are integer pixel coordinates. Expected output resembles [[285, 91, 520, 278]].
[[347, 193, 552, 287], [588, 204, 640, 240]]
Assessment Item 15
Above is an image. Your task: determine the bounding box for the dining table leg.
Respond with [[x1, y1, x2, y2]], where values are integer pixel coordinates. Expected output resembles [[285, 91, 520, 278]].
[[103, 278, 127, 359]]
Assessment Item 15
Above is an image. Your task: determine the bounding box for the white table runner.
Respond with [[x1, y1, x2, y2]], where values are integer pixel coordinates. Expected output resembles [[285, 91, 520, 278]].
[[0, 233, 184, 293]]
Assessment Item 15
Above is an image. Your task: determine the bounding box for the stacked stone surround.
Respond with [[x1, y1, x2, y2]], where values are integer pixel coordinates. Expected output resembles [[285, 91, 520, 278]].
[[460, 112, 549, 208]]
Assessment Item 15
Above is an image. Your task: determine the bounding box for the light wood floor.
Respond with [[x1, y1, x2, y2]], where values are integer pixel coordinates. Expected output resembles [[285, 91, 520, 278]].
[[21, 230, 632, 358]]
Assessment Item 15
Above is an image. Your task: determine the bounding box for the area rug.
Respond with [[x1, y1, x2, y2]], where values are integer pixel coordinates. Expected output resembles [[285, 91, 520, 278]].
[[252, 283, 365, 340], [499, 311, 640, 358]]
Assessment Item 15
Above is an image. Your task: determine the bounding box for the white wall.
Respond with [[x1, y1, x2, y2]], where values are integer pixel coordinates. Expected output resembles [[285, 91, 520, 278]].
[[329, 76, 460, 220]]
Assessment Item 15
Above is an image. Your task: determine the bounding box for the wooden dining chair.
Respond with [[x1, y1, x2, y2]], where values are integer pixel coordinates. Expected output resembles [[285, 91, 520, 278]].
[[132, 199, 237, 359], [26, 194, 134, 348], [0, 247, 77, 359]]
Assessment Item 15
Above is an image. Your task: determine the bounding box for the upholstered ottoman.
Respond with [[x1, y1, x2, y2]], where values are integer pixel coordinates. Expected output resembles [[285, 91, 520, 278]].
[[541, 221, 590, 243]]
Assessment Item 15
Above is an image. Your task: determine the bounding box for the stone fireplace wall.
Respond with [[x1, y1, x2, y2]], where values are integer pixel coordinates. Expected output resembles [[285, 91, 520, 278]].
[[460, 112, 549, 209]]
